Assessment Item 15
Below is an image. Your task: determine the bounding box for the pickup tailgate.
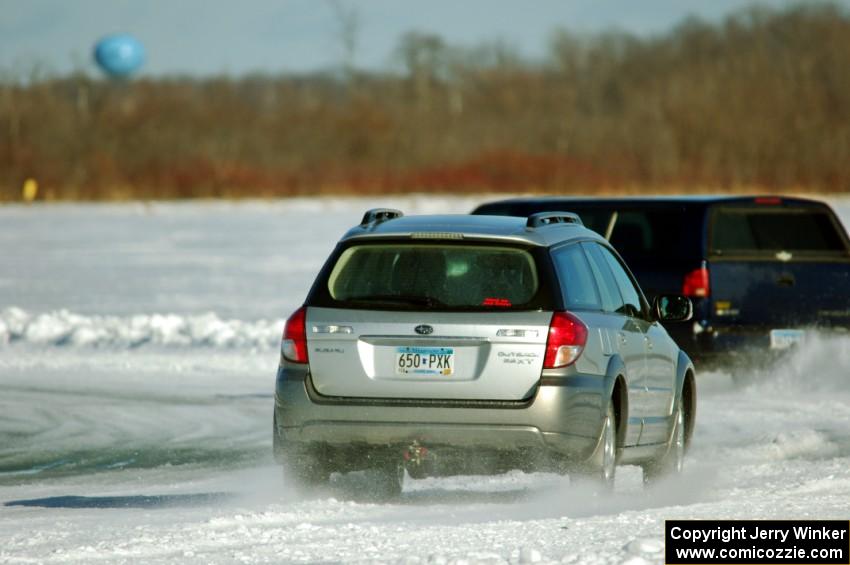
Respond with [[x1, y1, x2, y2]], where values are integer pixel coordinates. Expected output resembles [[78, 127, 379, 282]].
[[707, 201, 850, 331], [709, 260, 850, 328]]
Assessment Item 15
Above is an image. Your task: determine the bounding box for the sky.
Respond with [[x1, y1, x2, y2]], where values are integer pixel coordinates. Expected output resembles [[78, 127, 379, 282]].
[[0, 0, 811, 78]]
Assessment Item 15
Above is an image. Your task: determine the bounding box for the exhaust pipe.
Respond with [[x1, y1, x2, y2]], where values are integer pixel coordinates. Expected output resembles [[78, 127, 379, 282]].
[[403, 440, 437, 479]]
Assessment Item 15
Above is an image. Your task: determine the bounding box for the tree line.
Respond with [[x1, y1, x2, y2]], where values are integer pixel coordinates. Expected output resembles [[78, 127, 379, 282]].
[[1, 2, 848, 201]]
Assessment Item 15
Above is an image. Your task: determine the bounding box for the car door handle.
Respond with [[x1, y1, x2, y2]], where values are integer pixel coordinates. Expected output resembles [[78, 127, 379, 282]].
[[644, 335, 653, 350], [617, 332, 627, 345]]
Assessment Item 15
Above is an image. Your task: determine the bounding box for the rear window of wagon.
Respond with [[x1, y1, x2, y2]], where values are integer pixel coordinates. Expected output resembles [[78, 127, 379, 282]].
[[318, 242, 553, 311]]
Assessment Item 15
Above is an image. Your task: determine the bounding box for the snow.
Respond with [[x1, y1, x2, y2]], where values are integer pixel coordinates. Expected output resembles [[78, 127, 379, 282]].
[[1, 195, 849, 564], [0, 307, 283, 349]]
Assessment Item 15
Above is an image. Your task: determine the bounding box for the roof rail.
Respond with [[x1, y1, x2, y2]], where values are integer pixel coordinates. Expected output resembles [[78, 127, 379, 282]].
[[526, 211, 583, 229], [360, 208, 403, 227]]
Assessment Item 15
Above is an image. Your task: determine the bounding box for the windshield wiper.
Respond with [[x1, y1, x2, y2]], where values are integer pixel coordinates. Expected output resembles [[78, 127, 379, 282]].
[[346, 294, 447, 307]]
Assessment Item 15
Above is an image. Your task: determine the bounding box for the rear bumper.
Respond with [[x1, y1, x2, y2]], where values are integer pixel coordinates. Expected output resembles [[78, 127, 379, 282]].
[[667, 322, 849, 366], [274, 364, 606, 462], [669, 323, 772, 359]]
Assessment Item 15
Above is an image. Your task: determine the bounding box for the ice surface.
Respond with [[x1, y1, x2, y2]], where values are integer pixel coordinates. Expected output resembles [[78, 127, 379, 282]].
[[1, 195, 849, 564], [0, 196, 486, 319]]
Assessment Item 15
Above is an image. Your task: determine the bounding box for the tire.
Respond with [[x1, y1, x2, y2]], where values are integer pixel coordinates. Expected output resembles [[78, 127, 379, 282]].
[[642, 401, 685, 484], [330, 459, 404, 502], [371, 461, 404, 500], [283, 451, 331, 489], [273, 413, 331, 489], [573, 403, 617, 490]]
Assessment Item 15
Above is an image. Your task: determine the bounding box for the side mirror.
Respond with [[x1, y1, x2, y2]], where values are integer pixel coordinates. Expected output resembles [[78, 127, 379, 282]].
[[652, 294, 693, 322]]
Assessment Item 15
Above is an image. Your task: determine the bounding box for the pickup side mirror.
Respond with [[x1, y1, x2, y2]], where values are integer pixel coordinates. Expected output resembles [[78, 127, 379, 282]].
[[652, 294, 693, 322]]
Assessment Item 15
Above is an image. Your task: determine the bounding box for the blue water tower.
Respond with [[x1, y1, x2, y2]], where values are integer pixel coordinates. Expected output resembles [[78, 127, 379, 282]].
[[93, 34, 145, 78]]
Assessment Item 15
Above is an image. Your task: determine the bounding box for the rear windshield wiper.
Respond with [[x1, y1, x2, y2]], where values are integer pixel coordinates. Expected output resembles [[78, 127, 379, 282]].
[[344, 294, 447, 307]]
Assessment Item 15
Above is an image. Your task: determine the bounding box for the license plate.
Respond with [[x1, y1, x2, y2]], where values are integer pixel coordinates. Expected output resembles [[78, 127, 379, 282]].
[[769, 329, 805, 350], [396, 346, 454, 375]]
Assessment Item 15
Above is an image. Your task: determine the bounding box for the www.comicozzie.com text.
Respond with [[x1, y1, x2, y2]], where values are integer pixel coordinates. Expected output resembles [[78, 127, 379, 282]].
[[669, 524, 847, 544]]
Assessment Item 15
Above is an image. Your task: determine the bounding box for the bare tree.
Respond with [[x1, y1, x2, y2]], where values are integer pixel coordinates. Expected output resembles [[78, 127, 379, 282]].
[[3, 2, 850, 200], [326, 0, 359, 84], [396, 31, 447, 110]]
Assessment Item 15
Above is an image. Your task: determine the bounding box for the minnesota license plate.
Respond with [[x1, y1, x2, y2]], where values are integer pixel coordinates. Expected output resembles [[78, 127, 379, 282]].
[[396, 346, 454, 375], [769, 329, 805, 350]]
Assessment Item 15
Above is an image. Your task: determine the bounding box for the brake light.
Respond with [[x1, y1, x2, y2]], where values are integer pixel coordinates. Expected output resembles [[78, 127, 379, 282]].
[[754, 196, 782, 205], [543, 312, 588, 369], [682, 267, 710, 298], [282, 306, 309, 363]]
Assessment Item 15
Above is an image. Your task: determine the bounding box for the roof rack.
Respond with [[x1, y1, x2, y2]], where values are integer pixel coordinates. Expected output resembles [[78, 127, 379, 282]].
[[360, 208, 403, 227], [526, 211, 583, 229]]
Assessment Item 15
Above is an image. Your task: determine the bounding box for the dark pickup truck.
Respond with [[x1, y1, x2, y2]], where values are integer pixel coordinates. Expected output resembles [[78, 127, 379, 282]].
[[473, 196, 850, 365]]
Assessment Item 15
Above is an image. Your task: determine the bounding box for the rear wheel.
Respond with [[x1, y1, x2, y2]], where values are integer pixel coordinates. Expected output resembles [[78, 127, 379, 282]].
[[573, 403, 616, 490], [285, 453, 331, 489], [599, 403, 617, 486], [643, 401, 685, 484], [274, 414, 331, 489], [329, 457, 404, 501], [371, 460, 404, 500]]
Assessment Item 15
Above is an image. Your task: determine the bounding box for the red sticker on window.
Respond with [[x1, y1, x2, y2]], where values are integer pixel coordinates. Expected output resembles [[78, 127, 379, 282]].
[[482, 297, 512, 307]]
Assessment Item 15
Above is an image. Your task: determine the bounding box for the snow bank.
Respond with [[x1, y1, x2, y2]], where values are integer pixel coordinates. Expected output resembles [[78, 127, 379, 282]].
[[0, 307, 283, 349]]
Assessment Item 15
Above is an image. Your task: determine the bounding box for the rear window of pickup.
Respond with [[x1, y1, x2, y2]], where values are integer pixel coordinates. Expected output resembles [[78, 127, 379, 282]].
[[474, 203, 704, 270], [709, 206, 850, 258]]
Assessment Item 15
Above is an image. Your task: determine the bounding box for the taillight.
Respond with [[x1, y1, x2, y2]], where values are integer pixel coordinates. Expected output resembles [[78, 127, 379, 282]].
[[282, 306, 308, 363], [682, 266, 710, 298], [543, 312, 588, 369]]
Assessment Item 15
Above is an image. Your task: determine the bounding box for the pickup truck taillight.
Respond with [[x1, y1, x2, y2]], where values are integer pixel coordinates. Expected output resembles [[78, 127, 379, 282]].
[[543, 312, 588, 368], [682, 266, 710, 298], [282, 306, 309, 363]]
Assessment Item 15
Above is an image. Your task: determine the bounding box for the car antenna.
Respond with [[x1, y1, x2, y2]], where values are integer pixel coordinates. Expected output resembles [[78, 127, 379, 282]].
[[604, 211, 619, 241]]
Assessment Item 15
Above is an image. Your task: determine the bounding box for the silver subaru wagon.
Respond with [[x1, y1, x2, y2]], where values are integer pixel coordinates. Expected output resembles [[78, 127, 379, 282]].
[[274, 209, 696, 495]]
